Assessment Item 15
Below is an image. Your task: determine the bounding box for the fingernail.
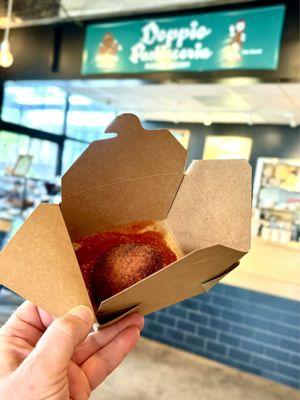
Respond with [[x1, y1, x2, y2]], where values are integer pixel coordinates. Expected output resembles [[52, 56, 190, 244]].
[[137, 315, 145, 331], [141, 316, 145, 330], [69, 305, 94, 323], [131, 314, 144, 332]]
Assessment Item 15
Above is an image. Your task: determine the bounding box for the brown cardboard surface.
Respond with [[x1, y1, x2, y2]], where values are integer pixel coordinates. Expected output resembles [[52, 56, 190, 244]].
[[62, 114, 186, 198], [97, 245, 245, 327], [0, 204, 92, 317], [62, 175, 184, 241], [0, 114, 251, 324], [167, 160, 252, 253], [201, 262, 239, 292], [61, 113, 186, 240]]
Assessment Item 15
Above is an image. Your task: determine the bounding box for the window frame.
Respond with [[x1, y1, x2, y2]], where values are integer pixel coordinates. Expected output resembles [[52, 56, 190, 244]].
[[0, 83, 93, 177]]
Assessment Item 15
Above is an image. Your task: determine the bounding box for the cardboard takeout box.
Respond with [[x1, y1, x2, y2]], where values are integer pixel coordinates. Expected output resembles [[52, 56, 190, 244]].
[[0, 114, 251, 327]]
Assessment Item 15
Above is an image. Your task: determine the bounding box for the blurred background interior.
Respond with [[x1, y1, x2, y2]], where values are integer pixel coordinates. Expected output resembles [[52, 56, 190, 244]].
[[0, 0, 299, 399]]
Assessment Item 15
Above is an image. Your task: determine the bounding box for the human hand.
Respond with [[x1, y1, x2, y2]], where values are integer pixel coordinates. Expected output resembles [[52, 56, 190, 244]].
[[0, 301, 144, 400]]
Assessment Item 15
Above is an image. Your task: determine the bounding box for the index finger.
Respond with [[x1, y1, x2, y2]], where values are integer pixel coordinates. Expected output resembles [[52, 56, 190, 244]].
[[73, 312, 144, 365], [82, 325, 140, 389]]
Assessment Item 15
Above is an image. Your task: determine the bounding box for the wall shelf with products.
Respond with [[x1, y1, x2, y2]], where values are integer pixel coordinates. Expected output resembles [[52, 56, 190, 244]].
[[252, 158, 300, 246], [223, 157, 300, 301]]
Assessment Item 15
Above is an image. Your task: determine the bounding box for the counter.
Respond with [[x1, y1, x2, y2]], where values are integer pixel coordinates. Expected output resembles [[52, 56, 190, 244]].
[[223, 237, 300, 301]]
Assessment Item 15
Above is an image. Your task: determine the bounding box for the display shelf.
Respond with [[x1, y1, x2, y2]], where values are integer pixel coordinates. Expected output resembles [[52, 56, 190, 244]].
[[260, 207, 300, 216], [261, 185, 300, 194]]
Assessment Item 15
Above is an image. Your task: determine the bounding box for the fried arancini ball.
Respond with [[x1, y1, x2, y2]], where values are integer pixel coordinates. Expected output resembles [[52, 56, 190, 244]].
[[93, 243, 163, 303]]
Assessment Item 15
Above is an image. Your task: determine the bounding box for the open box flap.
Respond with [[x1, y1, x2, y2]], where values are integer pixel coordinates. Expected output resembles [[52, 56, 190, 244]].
[[167, 159, 252, 253], [60, 114, 187, 241], [97, 245, 245, 327], [61, 114, 186, 199], [61, 175, 184, 241], [0, 204, 92, 317]]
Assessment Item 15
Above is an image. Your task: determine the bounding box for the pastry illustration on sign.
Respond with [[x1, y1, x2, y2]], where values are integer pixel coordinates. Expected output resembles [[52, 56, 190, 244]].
[[223, 19, 247, 64], [96, 32, 122, 69]]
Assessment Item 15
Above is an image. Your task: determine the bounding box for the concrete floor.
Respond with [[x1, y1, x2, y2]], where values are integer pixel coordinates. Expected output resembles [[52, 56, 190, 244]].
[[91, 337, 299, 400]]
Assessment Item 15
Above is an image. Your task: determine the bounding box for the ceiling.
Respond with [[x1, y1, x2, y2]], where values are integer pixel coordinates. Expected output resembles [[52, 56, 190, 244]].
[[0, 0, 256, 28], [0, 0, 59, 27], [65, 80, 300, 126], [60, 0, 254, 20], [1, 2, 299, 127], [23, 79, 300, 126]]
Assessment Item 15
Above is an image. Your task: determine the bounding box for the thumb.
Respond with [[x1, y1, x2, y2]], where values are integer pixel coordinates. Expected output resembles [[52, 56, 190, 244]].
[[27, 305, 94, 373]]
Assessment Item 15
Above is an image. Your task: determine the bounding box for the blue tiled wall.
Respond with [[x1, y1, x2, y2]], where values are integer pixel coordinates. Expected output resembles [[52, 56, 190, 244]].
[[142, 284, 300, 390]]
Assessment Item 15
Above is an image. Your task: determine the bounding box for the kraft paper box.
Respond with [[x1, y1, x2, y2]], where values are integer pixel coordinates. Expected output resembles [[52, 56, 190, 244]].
[[0, 114, 251, 327]]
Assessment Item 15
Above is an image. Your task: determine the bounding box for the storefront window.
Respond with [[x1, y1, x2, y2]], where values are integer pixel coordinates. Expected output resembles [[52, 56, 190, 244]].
[[0, 131, 58, 180], [27, 138, 58, 180], [62, 139, 89, 174], [0, 131, 29, 174], [1, 82, 66, 135], [66, 94, 115, 142], [1, 81, 116, 178]]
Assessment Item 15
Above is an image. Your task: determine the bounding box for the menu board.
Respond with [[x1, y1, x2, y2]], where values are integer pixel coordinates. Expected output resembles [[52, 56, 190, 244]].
[[203, 135, 252, 160], [82, 5, 285, 75]]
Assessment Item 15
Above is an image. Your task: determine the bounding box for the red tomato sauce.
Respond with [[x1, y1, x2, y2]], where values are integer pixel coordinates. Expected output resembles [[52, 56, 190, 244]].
[[75, 221, 177, 309]]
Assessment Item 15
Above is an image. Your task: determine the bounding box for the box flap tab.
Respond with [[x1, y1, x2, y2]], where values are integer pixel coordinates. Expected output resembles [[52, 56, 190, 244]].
[[97, 303, 140, 328], [0, 204, 92, 317], [201, 262, 239, 292]]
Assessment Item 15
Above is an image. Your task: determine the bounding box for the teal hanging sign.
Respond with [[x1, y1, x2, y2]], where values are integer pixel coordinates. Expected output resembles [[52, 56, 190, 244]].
[[82, 5, 285, 75]]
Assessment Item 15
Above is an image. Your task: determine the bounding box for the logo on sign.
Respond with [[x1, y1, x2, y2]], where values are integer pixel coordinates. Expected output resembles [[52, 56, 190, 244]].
[[129, 20, 213, 70], [222, 19, 264, 66], [96, 32, 123, 69]]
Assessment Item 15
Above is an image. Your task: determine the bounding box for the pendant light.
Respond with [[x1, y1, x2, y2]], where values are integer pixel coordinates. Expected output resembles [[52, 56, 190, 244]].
[[203, 113, 212, 126], [0, 0, 14, 68]]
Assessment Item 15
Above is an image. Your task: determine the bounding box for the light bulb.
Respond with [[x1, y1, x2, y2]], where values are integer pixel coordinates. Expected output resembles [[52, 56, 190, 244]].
[[203, 117, 212, 126], [0, 40, 13, 68], [286, 112, 297, 128]]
